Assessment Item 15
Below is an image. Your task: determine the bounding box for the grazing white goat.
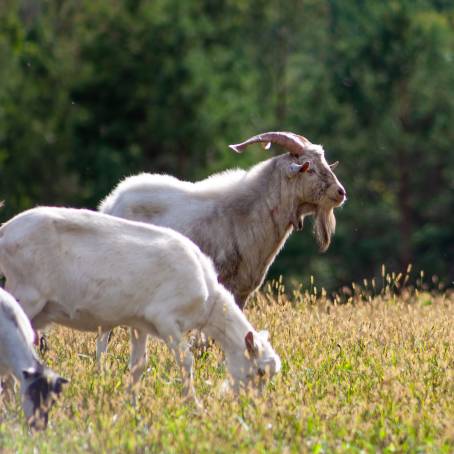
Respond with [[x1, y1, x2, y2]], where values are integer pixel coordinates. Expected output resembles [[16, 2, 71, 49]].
[[0, 207, 280, 403], [0, 287, 67, 430], [99, 131, 347, 309]]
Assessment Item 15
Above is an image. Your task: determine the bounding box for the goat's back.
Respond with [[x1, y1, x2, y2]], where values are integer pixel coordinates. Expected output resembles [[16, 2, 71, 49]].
[[0, 207, 216, 329], [98, 171, 249, 227]]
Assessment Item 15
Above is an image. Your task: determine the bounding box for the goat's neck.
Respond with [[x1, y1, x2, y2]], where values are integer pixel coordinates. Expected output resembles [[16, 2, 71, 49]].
[[7, 341, 40, 383], [203, 291, 253, 355], [226, 156, 303, 292]]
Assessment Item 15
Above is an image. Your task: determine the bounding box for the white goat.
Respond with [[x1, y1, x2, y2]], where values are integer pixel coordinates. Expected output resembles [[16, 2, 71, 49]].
[[100, 131, 347, 309], [97, 131, 346, 359], [0, 287, 67, 430], [0, 207, 280, 403]]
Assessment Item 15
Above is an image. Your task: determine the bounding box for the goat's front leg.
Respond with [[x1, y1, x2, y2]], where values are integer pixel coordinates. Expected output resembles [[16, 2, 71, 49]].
[[162, 328, 201, 409], [172, 341, 201, 409], [129, 328, 148, 386]]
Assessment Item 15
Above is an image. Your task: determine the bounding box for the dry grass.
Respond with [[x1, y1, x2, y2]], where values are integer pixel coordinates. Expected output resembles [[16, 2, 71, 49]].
[[0, 276, 453, 453]]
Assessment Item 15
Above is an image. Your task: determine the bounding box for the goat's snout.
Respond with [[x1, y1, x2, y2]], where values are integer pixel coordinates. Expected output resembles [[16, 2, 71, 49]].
[[328, 184, 347, 206]]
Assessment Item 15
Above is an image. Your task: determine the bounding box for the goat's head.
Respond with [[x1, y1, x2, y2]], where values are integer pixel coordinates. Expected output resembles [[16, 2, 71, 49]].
[[21, 366, 68, 430], [229, 131, 347, 251], [227, 330, 281, 389]]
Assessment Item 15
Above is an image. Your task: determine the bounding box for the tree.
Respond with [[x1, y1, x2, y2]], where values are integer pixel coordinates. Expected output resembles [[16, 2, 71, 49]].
[[0, 0, 452, 290]]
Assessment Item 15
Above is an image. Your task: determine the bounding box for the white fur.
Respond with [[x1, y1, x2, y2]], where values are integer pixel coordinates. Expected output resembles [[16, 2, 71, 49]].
[[0, 287, 37, 380], [99, 147, 346, 310], [0, 207, 280, 400], [0, 287, 63, 427]]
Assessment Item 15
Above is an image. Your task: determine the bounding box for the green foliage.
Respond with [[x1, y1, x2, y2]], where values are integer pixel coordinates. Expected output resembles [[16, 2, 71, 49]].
[[0, 0, 453, 290]]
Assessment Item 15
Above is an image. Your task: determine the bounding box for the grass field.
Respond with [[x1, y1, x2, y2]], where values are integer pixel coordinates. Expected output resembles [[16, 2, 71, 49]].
[[0, 275, 453, 453]]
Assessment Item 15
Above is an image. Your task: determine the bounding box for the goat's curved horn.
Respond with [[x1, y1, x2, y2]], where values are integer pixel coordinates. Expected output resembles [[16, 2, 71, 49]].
[[229, 131, 311, 156]]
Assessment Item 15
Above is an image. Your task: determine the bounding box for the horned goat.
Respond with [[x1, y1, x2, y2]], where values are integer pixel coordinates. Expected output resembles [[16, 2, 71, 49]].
[[0, 207, 280, 405], [0, 287, 67, 430], [99, 131, 347, 309]]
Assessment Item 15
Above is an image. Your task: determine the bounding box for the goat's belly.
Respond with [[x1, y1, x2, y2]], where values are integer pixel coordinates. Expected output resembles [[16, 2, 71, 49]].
[[39, 301, 158, 334], [54, 311, 111, 332], [41, 301, 117, 332]]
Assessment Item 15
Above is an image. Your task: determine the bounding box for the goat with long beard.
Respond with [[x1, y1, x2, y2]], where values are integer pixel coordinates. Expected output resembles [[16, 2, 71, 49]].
[[96, 131, 346, 359], [100, 131, 346, 308]]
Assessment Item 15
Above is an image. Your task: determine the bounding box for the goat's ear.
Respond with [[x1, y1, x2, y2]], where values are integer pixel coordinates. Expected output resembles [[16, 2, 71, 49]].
[[301, 161, 310, 172], [56, 376, 69, 386], [53, 376, 69, 393], [330, 161, 339, 170], [287, 161, 310, 177], [245, 331, 257, 357], [22, 368, 40, 381]]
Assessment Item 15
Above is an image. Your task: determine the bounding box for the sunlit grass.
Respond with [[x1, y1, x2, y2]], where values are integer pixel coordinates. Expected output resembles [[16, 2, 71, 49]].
[[0, 275, 453, 453]]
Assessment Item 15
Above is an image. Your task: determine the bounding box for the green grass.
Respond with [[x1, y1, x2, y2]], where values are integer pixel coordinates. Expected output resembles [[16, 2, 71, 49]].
[[0, 279, 453, 453]]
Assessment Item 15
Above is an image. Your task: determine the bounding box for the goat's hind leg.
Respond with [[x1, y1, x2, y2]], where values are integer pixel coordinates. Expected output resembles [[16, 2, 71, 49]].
[[96, 329, 112, 368]]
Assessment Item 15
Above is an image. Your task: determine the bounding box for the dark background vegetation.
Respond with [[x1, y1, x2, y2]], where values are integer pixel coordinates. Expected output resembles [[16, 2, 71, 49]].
[[0, 0, 453, 292]]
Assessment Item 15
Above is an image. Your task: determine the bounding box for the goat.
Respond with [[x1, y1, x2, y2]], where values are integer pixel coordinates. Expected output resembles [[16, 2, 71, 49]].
[[99, 131, 347, 309], [0, 207, 280, 405], [0, 287, 67, 430]]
